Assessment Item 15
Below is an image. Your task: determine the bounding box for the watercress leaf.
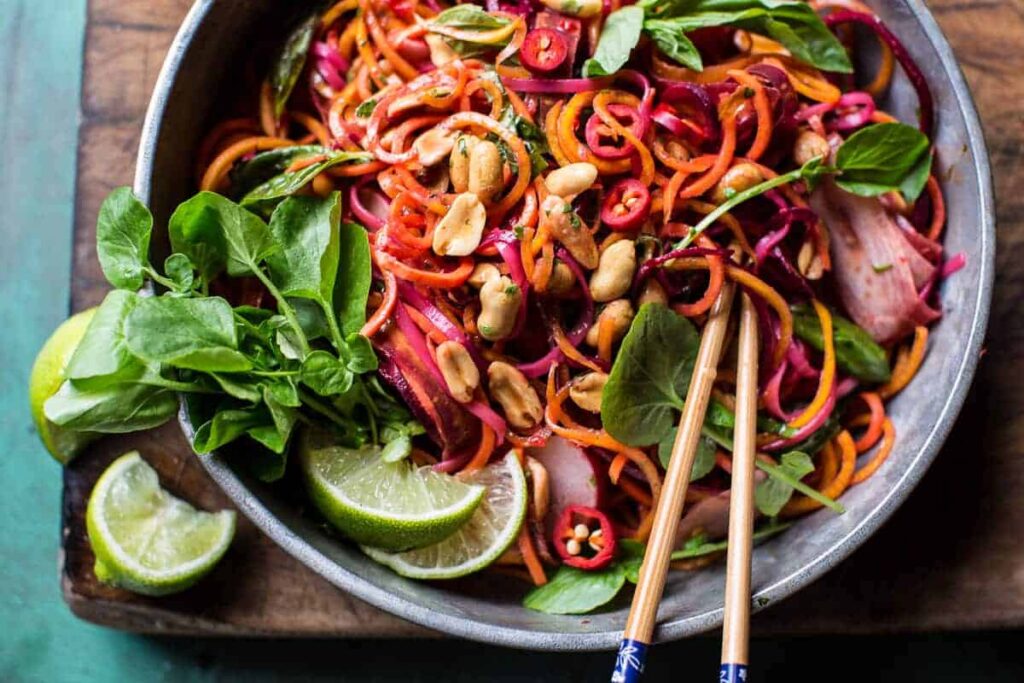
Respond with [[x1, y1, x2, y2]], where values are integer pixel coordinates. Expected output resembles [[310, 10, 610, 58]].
[[163, 253, 195, 293], [44, 381, 178, 433], [602, 303, 700, 446], [345, 333, 378, 373], [65, 290, 145, 386], [755, 451, 814, 517], [301, 350, 355, 396], [95, 187, 153, 290], [192, 407, 267, 454], [270, 15, 316, 118], [788, 415, 841, 457], [756, 452, 844, 514], [643, 20, 702, 71], [335, 221, 373, 335], [289, 298, 330, 341], [247, 444, 289, 483], [670, 521, 790, 560], [584, 7, 645, 77], [241, 151, 374, 212], [380, 434, 412, 463], [657, 434, 717, 480], [230, 145, 328, 198], [209, 373, 263, 403], [835, 123, 930, 197], [523, 565, 627, 615], [265, 376, 302, 408], [124, 296, 252, 372], [618, 539, 646, 583], [254, 386, 297, 454], [170, 191, 277, 279], [791, 303, 891, 383], [233, 305, 275, 325], [266, 193, 341, 310]]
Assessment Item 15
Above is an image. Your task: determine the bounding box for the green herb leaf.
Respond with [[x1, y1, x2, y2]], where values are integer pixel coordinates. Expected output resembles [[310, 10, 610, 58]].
[[345, 333, 379, 373], [669, 521, 790, 560], [270, 15, 316, 118], [163, 253, 196, 293], [380, 434, 413, 463], [169, 191, 277, 279], [44, 380, 178, 434], [583, 7, 646, 77], [124, 296, 252, 372], [335, 222, 373, 335], [241, 151, 374, 212], [835, 123, 932, 200], [523, 564, 627, 615], [95, 187, 153, 290], [429, 5, 510, 32], [656, 434, 717, 481], [791, 303, 891, 383], [193, 405, 269, 454], [355, 99, 377, 119], [65, 290, 146, 387], [643, 20, 702, 70], [230, 145, 328, 198], [301, 350, 355, 396], [754, 451, 814, 516], [601, 303, 700, 446]]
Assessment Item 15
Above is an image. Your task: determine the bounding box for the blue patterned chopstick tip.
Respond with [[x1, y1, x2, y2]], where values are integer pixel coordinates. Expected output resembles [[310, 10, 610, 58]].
[[719, 663, 749, 682], [611, 639, 648, 682]]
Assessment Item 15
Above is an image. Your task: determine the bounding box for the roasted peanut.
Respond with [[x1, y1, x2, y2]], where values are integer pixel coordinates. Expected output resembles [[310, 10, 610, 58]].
[[424, 33, 458, 68], [432, 192, 487, 256], [541, 195, 599, 269], [569, 372, 608, 413], [449, 134, 480, 193], [710, 162, 765, 204], [414, 127, 455, 167], [546, 261, 576, 296], [468, 139, 504, 202], [538, 0, 601, 18], [589, 239, 636, 303], [467, 262, 501, 289], [793, 129, 831, 166], [487, 361, 543, 430], [436, 341, 480, 404], [797, 240, 824, 280], [585, 299, 635, 347], [638, 277, 669, 307], [478, 275, 522, 341], [525, 456, 550, 520], [545, 162, 598, 198]]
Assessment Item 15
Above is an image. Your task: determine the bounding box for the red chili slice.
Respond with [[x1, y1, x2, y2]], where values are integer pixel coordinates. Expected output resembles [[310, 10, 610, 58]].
[[601, 179, 652, 232], [520, 29, 570, 75], [584, 104, 643, 160], [554, 505, 617, 570]]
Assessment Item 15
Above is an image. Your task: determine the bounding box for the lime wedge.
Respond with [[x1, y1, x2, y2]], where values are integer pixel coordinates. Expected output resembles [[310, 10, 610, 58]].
[[86, 452, 236, 596], [299, 430, 486, 551], [362, 453, 527, 579], [28, 307, 98, 464]]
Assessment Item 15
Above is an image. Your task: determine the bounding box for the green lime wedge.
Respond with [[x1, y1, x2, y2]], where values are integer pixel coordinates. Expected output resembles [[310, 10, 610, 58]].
[[362, 453, 527, 579], [28, 307, 98, 464], [299, 430, 486, 551], [86, 452, 236, 596]]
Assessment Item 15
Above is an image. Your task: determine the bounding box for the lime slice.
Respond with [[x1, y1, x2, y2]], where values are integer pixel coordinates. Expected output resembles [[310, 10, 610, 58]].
[[362, 453, 527, 579], [86, 452, 236, 596], [28, 307, 98, 464], [299, 430, 486, 551]]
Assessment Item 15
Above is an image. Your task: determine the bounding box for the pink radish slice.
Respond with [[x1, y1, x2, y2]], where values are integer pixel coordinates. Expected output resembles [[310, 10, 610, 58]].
[[531, 435, 607, 535]]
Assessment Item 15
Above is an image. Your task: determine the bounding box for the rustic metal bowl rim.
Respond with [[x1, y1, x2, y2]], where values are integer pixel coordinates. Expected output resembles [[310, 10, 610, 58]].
[[135, 0, 995, 651]]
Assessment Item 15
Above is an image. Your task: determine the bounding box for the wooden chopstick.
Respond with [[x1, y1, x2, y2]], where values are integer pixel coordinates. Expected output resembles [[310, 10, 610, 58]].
[[612, 282, 736, 683], [719, 292, 760, 683]]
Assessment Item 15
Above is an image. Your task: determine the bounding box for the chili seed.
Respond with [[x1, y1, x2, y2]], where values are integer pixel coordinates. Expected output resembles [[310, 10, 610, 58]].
[[573, 523, 590, 541], [566, 538, 582, 556]]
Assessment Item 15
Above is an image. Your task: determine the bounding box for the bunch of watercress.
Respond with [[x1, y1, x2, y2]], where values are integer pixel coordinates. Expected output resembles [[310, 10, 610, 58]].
[[45, 187, 421, 480]]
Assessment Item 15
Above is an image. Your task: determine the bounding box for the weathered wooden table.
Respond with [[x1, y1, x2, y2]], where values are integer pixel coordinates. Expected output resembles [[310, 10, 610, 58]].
[[62, 0, 1024, 638]]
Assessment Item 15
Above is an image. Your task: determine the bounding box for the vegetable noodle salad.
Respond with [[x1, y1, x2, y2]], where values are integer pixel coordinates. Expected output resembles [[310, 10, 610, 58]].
[[48, 0, 964, 615]]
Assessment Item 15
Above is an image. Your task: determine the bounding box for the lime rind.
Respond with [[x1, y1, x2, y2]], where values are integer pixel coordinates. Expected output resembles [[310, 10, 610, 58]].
[[300, 433, 486, 551], [86, 452, 236, 596], [361, 453, 527, 580]]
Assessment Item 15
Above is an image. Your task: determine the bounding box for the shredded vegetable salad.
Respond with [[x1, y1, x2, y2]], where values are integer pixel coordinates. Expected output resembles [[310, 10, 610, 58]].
[[49, 0, 965, 615]]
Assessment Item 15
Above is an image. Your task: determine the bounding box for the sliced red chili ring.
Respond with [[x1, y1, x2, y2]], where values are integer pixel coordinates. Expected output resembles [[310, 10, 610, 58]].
[[521, 29, 570, 75], [601, 179, 652, 232], [554, 504, 617, 570], [584, 103, 643, 160]]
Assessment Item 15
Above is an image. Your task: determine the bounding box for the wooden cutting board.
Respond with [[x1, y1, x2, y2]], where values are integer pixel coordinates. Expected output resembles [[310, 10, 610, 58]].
[[63, 0, 1024, 637]]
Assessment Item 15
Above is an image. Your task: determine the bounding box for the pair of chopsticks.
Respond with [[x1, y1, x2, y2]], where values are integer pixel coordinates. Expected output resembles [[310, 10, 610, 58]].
[[611, 284, 760, 683]]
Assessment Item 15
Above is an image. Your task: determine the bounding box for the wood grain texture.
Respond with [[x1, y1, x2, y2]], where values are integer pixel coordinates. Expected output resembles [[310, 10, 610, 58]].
[[63, 0, 1024, 637]]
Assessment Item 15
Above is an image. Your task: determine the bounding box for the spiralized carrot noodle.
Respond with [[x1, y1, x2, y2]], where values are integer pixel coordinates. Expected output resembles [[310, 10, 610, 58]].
[[725, 266, 793, 368], [851, 392, 885, 453], [789, 300, 835, 429], [851, 418, 895, 484], [200, 136, 294, 191], [880, 326, 929, 398], [727, 69, 773, 160]]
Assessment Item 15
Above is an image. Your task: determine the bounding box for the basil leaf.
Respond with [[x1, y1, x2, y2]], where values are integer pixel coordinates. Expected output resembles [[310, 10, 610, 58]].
[[44, 380, 178, 434], [601, 303, 700, 446], [335, 221, 373, 335], [270, 15, 316, 118], [301, 350, 355, 397], [643, 20, 702, 71], [95, 187, 153, 290], [756, 453, 844, 514], [266, 193, 342, 322], [835, 123, 931, 199], [65, 290, 145, 386], [754, 451, 814, 516], [242, 151, 374, 212], [791, 303, 891, 383], [163, 253, 195, 293], [125, 296, 252, 372], [231, 145, 328, 198], [430, 5, 509, 31], [705, 399, 796, 438], [584, 7, 646, 77], [170, 191, 277, 279], [789, 415, 841, 457], [523, 565, 627, 615], [670, 521, 790, 559]]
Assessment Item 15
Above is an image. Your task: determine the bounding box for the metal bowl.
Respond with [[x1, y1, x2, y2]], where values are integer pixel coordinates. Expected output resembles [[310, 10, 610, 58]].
[[135, 0, 995, 650]]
